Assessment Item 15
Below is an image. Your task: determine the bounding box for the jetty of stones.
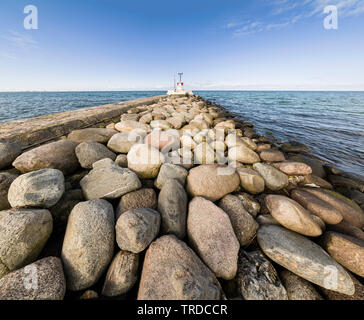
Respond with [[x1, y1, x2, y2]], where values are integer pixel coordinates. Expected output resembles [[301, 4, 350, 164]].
[[0, 94, 363, 300]]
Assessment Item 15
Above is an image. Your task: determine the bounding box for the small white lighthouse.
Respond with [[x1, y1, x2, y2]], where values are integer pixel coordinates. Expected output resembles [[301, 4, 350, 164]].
[[167, 72, 193, 96]]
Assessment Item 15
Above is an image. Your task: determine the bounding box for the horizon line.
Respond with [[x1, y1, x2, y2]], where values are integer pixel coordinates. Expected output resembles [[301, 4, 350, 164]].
[[1, 89, 364, 93]]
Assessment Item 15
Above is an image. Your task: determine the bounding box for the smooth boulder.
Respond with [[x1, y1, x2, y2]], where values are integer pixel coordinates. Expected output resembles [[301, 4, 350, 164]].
[[257, 225, 355, 295], [303, 187, 364, 228], [218, 195, 259, 246], [0, 209, 53, 278], [80, 164, 141, 200], [154, 163, 188, 189], [259, 149, 285, 162], [102, 251, 139, 297], [186, 164, 240, 202], [187, 197, 239, 280], [116, 188, 157, 219], [12, 140, 79, 175], [228, 145, 260, 164], [137, 235, 221, 300], [265, 195, 323, 237], [158, 179, 187, 239], [253, 163, 289, 191], [75, 141, 116, 169], [291, 188, 342, 224], [8, 169, 65, 208], [116, 208, 160, 253], [236, 167, 265, 194], [61, 199, 115, 291], [280, 270, 323, 300], [68, 128, 117, 144], [107, 132, 144, 154], [272, 161, 312, 175], [0, 257, 66, 300], [321, 232, 364, 278], [127, 144, 165, 179]]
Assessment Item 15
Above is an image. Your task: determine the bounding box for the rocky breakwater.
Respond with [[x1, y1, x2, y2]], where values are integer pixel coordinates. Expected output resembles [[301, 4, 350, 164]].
[[0, 94, 363, 300]]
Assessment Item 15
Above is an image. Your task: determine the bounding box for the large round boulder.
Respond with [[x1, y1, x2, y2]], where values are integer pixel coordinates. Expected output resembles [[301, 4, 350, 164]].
[[0, 209, 53, 278], [253, 163, 289, 191], [107, 132, 144, 154], [61, 199, 115, 291], [12, 140, 79, 175], [0, 257, 66, 300], [137, 235, 221, 300], [187, 197, 240, 280], [158, 179, 187, 239], [265, 195, 323, 237], [102, 250, 139, 297], [75, 141, 116, 169], [116, 208, 160, 253], [80, 164, 141, 200], [8, 169, 65, 208], [67, 128, 117, 144], [127, 144, 165, 179], [186, 164, 240, 202], [257, 225, 355, 295]]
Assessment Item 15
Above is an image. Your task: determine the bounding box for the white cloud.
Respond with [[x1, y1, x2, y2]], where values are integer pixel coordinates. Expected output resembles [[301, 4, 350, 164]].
[[1, 30, 38, 48], [226, 0, 364, 37]]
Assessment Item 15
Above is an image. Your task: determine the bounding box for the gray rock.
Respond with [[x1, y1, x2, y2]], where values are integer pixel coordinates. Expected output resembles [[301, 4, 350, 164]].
[[12, 140, 79, 175], [0, 141, 21, 169], [257, 224, 355, 295], [154, 163, 188, 189], [102, 250, 139, 297], [237, 250, 288, 300], [0, 257, 66, 300], [138, 235, 221, 300], [302, 187, 364, 229], [116, 188, 157, 220], [0, 208, 53, 278], [186, 164, 240, 202], [107, 132, 144, 154], [264, 194, 323, 237], [234, 192, 261, 217], [75, 141, 116, 169], [115, 154, 128, 167], [67, 128, 117, 144], [259, 149, 285, 162], [158, 179, 187, 239], [280, 270, 323, 300], [187, 197, 240, 280], [80, 164, 141, 200], [253, 163, 289, 191], [0, 173, 18, 210], [8, 169, 65, 208], [116, 208, 160, 253], [127, 144, 165, 179], [218, 194, 259, 246], [61, 199, 115, 291], [91, 158, 115, 169]]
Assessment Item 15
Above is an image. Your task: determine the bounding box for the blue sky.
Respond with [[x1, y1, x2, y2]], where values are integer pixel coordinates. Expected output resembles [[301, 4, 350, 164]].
[[0, 0, 363, 91]]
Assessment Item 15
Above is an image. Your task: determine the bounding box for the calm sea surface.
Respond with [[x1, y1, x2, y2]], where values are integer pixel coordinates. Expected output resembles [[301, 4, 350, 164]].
[[0, 91, 363, 176]]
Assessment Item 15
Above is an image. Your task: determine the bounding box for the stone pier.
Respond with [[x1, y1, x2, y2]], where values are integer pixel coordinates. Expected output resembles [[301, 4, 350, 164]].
[[0, 95, 166, 150]]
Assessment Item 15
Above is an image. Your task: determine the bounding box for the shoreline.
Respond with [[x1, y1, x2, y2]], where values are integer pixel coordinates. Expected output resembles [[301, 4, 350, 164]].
[[0, 93, 363, 300]]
